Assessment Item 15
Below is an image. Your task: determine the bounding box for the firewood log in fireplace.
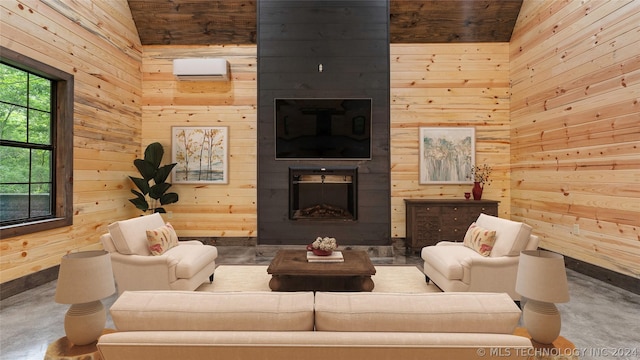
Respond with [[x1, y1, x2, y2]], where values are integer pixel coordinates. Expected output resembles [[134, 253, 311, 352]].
[[296, 203, 352, 219]]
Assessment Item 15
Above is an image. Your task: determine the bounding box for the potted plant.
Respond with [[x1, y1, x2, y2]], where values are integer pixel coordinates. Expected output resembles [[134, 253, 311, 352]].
[[470, 164, 492, 200], [129, 142, 179, 213]]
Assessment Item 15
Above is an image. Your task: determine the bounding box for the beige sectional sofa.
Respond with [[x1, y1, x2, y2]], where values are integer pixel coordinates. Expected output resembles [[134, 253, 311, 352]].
[[97, 290, 533, 359]]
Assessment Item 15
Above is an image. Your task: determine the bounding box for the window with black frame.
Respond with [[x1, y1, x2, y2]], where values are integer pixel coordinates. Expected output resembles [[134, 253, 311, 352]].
[[0, 48, 73, 238]]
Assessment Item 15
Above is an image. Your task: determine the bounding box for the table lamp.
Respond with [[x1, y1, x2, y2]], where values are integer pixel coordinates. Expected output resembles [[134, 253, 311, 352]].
[[55, 250, 115, 345], [516, 249, 570, 344]]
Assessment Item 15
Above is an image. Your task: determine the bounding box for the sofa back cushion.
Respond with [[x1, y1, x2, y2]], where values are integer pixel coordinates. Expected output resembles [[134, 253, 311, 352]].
[[111, 291, 315, 331], [475, 213, 532, 257], [314, 292, 521, 334], [107, 213, 166, 255]]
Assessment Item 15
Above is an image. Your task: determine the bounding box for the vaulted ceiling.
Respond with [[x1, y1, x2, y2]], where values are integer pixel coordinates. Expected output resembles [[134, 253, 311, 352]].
[[127, 0, 523, 45]]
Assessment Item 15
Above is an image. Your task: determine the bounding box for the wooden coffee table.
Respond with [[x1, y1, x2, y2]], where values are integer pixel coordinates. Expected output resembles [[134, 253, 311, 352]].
[[267, 250, 376, 292]]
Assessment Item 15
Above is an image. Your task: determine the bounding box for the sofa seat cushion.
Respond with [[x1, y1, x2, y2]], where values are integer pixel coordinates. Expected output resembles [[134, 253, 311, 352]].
[[314, 292, 521, 334], [98, 330, 534, 349], [421, 244, 484, 280], [111, 291, 315, 331], [108, 213, 166, 255], [475, 214, 532, 258], [165, 245, 218, 279]]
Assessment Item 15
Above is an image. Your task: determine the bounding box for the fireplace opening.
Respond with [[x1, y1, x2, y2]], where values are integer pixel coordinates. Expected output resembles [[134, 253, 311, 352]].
[[289, 166, 357, 221]]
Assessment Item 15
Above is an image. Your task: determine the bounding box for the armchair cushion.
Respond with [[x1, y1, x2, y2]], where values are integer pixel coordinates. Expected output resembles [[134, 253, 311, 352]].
[[146, 223, 179, 255], [475, 213, 532, 257], [108, 213, 166, 255], [462, 223, 496, 256], [167, 245, 219, 279], [421, 243, 484, 281]]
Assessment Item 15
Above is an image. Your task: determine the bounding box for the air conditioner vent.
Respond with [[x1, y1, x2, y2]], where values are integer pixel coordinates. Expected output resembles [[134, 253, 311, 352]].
[[173, 58, 229, 81]]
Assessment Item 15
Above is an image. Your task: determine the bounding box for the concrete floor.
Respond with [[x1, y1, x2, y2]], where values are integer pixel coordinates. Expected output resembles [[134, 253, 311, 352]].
[[1, 246, 638, 360]]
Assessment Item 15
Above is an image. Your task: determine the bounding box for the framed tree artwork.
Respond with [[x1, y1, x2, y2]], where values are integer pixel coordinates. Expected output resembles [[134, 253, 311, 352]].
[[419, 127, 475, 184], [172, 126, 228, 184]]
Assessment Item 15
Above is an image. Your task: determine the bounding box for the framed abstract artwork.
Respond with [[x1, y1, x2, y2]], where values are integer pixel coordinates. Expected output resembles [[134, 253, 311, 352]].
[[172, 126, 228, 184], [419, 127, 475, 184]]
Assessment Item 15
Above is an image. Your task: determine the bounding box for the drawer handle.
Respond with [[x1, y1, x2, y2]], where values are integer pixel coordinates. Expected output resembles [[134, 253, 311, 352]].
[[454, 207, 458, 211], [454, 217, 458, 221]]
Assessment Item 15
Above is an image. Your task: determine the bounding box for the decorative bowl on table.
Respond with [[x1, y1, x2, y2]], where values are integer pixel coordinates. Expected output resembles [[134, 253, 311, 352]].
[[307, 237, 337, 256]]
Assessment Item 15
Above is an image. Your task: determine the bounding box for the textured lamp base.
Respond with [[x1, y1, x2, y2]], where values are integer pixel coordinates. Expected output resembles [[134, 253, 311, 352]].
[[523, 299, 561, 344], [64, 300, 106, 346]]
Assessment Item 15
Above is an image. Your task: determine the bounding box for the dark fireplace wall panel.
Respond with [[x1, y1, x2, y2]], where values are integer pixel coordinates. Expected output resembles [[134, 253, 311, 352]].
[[257, 0, 391, 246]]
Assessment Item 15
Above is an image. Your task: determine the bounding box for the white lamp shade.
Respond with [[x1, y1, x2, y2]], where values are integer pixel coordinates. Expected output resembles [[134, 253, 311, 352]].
[[516, 250, 570, 303], [55, 250, 115, 304]]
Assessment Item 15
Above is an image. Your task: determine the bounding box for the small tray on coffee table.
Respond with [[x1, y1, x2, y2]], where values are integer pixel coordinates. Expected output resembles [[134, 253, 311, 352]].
[[267, 250, 376, 292]]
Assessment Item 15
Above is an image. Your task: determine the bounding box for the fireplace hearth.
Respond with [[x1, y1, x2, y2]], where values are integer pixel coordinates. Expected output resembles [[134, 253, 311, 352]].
[[289, 166, 357, 221]]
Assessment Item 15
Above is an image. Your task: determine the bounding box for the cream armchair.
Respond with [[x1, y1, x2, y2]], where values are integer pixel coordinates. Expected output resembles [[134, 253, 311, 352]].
[[421, 213, 539, 300], [100, 213, 218, 295]]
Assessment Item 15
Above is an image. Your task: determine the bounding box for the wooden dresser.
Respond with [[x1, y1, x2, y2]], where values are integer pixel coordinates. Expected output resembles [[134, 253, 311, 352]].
[[404, 199, 499, 253]]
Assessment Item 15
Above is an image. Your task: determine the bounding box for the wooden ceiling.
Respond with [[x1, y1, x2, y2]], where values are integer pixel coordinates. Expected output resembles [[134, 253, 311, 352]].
[[127, 0, 523, 45]]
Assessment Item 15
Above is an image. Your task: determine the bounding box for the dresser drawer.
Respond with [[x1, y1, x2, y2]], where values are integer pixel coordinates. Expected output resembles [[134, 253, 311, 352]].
[[440, 206, 473, 223], [440, 206, 475, 240], [413, 206, 440, 217], [440, 225, 467, 241]]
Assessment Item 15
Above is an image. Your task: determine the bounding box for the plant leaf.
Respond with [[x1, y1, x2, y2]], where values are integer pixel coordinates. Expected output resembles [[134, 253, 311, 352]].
[[155, 163, 176, 184], [160, 192, 179, 205], [134, 159, 156, 181], [149, 182, 171, 200], [129, 176, 150, 195], [154, 207, 167, 214], [128, 191, 149, 212], [130, 189, 144, 198], [144, 142, 164, 170]]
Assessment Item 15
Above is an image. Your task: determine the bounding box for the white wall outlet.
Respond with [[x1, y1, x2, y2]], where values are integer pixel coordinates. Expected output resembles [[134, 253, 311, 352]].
[[573, 224, 580, 235], [167, 211, 173, 219]]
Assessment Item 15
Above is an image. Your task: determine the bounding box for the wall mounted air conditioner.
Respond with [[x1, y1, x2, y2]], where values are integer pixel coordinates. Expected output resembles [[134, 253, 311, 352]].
[[173, 58, 229, 81]]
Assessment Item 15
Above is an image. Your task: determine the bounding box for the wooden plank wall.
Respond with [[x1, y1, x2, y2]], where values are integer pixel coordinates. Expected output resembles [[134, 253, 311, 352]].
[[390, 43, 512, 238], [143, 42, 508, 243], [510, 0, 640, 278], [140, 45, 257, 238], [0, 0, 142, 283], [3, 0, 637, 283]]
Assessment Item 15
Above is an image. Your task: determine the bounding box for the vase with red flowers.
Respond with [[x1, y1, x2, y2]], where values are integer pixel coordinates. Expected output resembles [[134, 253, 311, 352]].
[[470, 164, 492, 200]]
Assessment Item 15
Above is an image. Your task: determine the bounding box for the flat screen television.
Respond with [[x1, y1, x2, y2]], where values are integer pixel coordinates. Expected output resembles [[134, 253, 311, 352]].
[[275, 98, 372, 159]]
